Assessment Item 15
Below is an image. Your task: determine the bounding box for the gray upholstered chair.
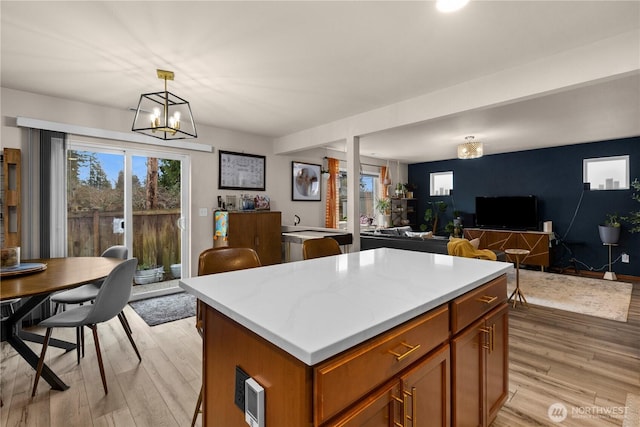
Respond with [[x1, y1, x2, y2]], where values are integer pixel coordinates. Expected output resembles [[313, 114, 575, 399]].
[[191, 247, 262, 427], [51, 245, 129, 313], [50, 245, 130, 363], [31, 258, 141, 397], [302, 237, 342, 260]]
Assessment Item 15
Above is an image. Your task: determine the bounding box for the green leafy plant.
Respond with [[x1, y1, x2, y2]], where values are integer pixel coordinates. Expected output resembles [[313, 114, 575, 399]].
[[623, 178, 640, 233], [375, 197, 391, 215], [420, 201, 447, 233], [604, 213, 621, 228]]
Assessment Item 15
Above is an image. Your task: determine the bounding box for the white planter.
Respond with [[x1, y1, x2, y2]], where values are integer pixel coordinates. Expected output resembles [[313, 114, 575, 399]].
[[378, 214, 391, 228], [170, 264, 181, 279], [134, 267, 164, 285]]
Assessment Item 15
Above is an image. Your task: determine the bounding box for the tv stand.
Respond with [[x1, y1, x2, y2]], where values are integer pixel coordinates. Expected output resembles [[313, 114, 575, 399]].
[[464, 228, 552, 269]]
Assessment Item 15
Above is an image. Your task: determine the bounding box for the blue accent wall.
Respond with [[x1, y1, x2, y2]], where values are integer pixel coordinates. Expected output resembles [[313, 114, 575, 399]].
[[408, 137, 640, 277]]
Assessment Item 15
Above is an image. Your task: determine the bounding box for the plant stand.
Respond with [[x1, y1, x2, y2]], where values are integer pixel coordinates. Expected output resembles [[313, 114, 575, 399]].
[[603, 243, 617, 281]]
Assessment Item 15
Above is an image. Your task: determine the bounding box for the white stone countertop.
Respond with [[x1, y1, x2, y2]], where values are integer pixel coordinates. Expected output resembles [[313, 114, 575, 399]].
[[179, 248, 513, 366]]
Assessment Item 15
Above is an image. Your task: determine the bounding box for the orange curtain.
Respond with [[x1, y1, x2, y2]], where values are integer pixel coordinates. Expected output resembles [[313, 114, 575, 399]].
[[380, 166, 388, 199], [325, 158, 340, 228]]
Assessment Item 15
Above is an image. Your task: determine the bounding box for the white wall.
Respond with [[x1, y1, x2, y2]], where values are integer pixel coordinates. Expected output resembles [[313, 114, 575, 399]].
[[1, 87, 329, 275]]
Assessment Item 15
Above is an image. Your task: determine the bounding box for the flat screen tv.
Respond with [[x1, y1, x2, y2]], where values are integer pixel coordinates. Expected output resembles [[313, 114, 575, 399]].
[[475, 195, 539, 230]]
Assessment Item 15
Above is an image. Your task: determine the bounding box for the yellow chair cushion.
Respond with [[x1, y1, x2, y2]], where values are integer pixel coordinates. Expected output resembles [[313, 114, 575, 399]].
[[447, 238, 497, 261]]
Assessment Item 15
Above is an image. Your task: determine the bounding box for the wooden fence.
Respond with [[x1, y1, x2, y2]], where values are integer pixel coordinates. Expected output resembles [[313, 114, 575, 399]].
[[67, 208, 181, 272]]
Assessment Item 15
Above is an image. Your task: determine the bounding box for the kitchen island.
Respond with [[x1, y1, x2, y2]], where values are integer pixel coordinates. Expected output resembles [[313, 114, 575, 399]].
[[180, 247, 513, 426]]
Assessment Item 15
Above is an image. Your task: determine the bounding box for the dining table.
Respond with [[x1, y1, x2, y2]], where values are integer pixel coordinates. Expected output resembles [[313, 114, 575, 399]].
[[1, 257, 125, 391]]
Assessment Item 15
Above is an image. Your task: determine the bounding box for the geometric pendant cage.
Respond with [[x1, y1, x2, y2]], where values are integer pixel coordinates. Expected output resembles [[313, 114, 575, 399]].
[[132, 69, 197, 140]]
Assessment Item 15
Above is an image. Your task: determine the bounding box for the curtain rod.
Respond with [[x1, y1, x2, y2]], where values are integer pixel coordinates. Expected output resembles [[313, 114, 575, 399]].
[[323, 156, 383, 168]]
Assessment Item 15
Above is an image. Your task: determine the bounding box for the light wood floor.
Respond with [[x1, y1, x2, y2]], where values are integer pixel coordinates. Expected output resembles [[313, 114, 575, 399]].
[[1, 280, 639, 427]]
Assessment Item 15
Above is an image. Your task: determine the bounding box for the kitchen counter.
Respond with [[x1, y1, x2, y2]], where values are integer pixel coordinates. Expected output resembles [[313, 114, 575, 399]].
[[180, 247, 512, 365]]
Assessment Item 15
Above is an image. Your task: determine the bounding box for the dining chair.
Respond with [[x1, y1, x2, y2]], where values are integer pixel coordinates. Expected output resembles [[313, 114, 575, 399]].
[[51, 245, 129, 313], [50, 245, 131, 364], [302, 237, 342, 260], [191, 247, 262, 427], [31, 258, 141, 397]]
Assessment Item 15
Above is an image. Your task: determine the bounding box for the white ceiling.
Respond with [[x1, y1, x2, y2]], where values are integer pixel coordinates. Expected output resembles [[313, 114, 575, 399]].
[[2, 1, 639, 162]]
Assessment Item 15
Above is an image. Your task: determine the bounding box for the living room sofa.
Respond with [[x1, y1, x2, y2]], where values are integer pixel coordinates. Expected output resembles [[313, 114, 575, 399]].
[[360, 227, 506, 261], [360, 227, 450, 254]]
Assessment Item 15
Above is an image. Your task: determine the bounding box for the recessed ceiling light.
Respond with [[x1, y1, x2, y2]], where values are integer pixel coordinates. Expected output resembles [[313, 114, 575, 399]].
[[436, 0, 470, 13]]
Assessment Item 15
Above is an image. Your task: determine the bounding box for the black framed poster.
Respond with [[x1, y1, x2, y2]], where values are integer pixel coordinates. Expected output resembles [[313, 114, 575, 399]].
[[218, 150, 266, 191]]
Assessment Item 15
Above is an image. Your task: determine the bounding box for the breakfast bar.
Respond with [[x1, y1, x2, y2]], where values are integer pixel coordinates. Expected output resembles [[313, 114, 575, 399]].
[[180, 247, 513, 426]]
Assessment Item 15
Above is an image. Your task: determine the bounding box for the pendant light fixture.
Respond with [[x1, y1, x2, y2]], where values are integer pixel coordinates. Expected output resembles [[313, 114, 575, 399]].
[[457, 136, 483, 159], [132, 69, 197, 140]]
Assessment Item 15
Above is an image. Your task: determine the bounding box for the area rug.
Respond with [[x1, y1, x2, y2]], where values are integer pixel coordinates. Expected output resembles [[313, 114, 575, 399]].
[[129, 292, 196, 326], [506, 269, 633, 322], [623, 393, 640, 427]]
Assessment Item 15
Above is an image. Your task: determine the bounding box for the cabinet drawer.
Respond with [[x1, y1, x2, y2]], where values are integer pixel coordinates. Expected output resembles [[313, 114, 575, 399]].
[[451, 275, 506, 335], [314, 304, 449, 425]]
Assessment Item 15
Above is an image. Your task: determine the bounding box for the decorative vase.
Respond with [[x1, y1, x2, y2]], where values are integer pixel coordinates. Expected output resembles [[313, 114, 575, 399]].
[[598, 225, 620, 244]]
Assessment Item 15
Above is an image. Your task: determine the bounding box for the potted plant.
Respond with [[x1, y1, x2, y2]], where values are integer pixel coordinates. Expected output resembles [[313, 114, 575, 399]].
[[375, 197, 391, 228], [134, 264, 164, 285], [394, 183, 405, 198], [598, 213, 621, 244], [404, 183, 416, 199], [420, 201, 447, 233], [623, 178, 640, 233]]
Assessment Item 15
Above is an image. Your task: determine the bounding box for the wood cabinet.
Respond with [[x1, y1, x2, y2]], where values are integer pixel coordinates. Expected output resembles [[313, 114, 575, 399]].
[[200, 273, 508, 427], [2, 148, 21, 247], [464, 228, 551, 268], [330, 344, 450, 427], [391, 198, 417, 228], [452, 303, 509, 427], [315, 305, 449, 425], [223, 211, 282, 265]]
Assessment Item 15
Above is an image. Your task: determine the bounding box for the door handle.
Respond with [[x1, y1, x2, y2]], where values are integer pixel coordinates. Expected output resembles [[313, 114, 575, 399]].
[[477, 295, 497, 304], [388, 342, 421, 362], [176, 217, 186, 230], [392, 394, 404, 427]]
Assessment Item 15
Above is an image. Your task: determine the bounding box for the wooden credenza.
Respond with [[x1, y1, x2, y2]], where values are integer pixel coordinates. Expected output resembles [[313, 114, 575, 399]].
[[464, 228, 552, 268], [201, 274, 508, 426], [218, 211, 282, 265]]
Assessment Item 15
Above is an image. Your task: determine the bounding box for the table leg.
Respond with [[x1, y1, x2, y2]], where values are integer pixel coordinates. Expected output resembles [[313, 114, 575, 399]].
[[508, 255, 528, 308], [1, 294, 72, 391], [18, 330, 76, 351]]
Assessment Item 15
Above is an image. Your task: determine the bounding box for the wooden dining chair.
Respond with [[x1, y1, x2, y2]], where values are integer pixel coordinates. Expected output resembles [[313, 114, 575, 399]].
[[302, 237, 342, 260], [31, 258, 141, 397], [191, 247, 262, 427]]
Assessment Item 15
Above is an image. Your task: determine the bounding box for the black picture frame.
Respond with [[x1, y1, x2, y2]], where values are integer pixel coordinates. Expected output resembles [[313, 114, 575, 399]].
[[218, 150, 266, 191], [292, 161, 322, 201]]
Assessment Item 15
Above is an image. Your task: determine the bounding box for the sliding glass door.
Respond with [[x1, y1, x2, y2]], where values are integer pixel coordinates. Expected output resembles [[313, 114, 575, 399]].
[[67, 143, 189, 297]]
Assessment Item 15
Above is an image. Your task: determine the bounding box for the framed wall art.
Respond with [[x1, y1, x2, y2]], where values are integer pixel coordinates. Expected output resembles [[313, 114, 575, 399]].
[[219, 150, 266, 191], [292, 161, 321, 201]]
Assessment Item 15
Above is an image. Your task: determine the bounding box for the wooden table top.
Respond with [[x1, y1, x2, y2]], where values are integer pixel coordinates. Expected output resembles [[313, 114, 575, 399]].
[[0, 257, 125, 300]]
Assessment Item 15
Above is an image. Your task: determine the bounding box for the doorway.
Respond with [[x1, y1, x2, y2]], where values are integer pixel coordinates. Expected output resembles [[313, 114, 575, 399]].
[[66, 143, 190, 298]]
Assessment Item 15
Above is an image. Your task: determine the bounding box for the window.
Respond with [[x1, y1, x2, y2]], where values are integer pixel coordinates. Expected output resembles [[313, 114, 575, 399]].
[[583, 155, 629, 190], [430, 171, 453, 196], [338, 171, 379, 223]]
